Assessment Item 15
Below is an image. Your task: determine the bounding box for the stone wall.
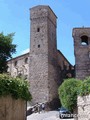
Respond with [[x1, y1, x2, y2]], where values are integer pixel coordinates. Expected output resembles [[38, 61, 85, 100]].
[[57, 50, 75, 82], [77, 95, 90, 120], [73, 28, 90, 80], [7, 53, 29, 80], [0, 96, 26, 120]]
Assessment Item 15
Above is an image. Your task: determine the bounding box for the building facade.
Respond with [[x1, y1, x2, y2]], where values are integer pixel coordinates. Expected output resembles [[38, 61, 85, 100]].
[[7, 5, 74, 109]]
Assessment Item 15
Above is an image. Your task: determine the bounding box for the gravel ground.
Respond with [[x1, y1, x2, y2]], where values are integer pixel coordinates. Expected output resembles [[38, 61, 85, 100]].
[[27, 111, 74, 120]]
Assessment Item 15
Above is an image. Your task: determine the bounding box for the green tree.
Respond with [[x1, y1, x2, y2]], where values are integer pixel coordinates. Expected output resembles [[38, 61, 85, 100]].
[[58, 78, 82, 112], [0, 74, 32, 101], [0, 32, 16, 73]]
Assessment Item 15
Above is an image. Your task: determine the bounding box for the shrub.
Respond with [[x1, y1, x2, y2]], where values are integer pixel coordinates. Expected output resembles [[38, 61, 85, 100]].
[[0, 74, 32, 101], [58, 78, 82, 112], [78, 77, 90, 96]]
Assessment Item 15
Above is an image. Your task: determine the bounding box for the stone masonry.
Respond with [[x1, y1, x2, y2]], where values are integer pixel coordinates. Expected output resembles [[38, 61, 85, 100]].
[[7, 5, 74, 109], [29, 5, 58, 106], [7, 53, 29, 80], [73, 28, 90, 80], [77, 95, 90, 120], [29, 5, 74, 108]]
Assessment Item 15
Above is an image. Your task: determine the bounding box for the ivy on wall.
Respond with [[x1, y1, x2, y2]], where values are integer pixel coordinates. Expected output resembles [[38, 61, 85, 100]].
[[0, 74, 32, 101]]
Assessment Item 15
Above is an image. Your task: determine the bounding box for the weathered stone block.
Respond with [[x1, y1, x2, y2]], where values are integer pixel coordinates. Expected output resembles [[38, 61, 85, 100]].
[[77, 95, 90, 120]]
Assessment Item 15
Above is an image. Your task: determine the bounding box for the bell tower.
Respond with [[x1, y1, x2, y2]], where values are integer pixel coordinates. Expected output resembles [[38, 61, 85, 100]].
[[73, 28, 90, 79], [29, 5, 59, 108]]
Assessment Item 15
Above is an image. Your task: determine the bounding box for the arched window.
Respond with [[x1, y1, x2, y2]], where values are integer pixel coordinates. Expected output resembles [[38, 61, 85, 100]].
[[81, 35, 88, 45]]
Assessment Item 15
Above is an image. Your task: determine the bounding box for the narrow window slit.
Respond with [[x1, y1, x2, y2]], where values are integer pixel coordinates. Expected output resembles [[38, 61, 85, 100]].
[[38, 44, 40, 48], [37, 28, 40, 32]]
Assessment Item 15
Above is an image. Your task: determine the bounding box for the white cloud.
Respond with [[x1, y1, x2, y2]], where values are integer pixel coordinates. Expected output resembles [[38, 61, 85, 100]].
[[21, 48, 30, 55]]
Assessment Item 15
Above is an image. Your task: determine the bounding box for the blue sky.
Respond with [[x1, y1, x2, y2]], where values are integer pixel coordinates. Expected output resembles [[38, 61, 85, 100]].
[[0, 0, 90, 65]]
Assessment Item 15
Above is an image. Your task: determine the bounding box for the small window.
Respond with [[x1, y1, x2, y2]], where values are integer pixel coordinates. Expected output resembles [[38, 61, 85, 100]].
[[37, 27, 40, 32], [81, 35, 88, 45], [25, 58, 28, 64], [14, 61, 17, 67], [38, 44, 40, 48]]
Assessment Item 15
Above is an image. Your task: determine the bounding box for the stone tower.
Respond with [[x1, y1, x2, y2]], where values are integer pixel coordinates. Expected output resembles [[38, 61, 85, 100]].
[[29, 5, 59, 108], [73, 28, 90, 79]]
